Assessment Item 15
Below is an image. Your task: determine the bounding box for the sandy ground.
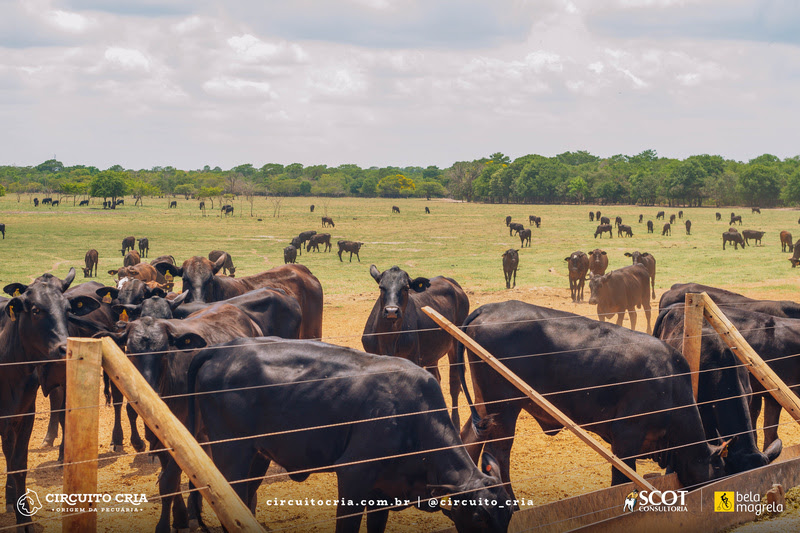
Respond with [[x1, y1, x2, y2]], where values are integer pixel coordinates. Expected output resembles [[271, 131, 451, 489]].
[[2, 284, 799, 533]]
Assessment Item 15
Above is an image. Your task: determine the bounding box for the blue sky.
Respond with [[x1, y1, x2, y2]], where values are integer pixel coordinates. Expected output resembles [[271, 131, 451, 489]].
[[1, 0, 799, 170]]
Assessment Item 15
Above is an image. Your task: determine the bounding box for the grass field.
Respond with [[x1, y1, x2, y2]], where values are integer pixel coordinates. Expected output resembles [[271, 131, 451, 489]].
[[2, 195, 800, 299]]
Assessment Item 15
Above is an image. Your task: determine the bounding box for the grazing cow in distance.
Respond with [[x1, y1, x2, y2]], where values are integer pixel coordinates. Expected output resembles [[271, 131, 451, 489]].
[[614, 216, 622, 227], [362, 265, 470, 427], [51, 200, 60, 207], [310, 204, 315, 212], [589, 263, 652, 333], [198, 201, 205, 210], [617, 224, 633, 237], [647, 220, 654, 233], [662, 223, 671, 236], [321, 216, 334, 228], [790, 241, 800, 267], [638, 214, 643, 223], [79, 199, 89, 206], [337, 240, 363, 262], [296, 230, 317, 254], [519, 228, 531, 247], [425, 206, 430, 214], [723, 230, 746, 250], [221, 204, 234, 216], [505, 215, 512, 226], [600, 216, 610, 225], [743, 230, 766, 246], [624, 251, 656, 299], [169, 200, 177, 208], [656, 211, 665, 219], [716, 212, 722, 221], [42, 197, 52, 205], [678, 210, 683, 219], [594, 224, 613, 238], [503, 249, 519, 289], [290, 236, 303, 256], [0, 223, 4, 239], [137, 237, 149, 258], [588, 248, 608, 276], [208, 250, 235, 276], [589, 211, 594, 222], [529, 215, 541, 228], [115, 199, 124, 206], [685, 220, 692, 235], [306, 233, 332, 253], [595, 210, 601, 220], [83, 249, 99, 277], [187, 339, 512, 533], [509, 222, 524, 236], [392, 205, 400, 214], [33, 198, 39, 207], [781, 231, 794, 252], [565, 251, 589, 302], [731, 214, 742, 225], [284, 245, 297, 264], [669, 214, 676, 224], [123, 250, 141, 267], [752, 207, 761, 214], [121, 236, 135, 255]]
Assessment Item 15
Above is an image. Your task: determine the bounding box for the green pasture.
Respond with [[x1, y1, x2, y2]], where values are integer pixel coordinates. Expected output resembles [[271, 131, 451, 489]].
[[1, 195, 799, 297]]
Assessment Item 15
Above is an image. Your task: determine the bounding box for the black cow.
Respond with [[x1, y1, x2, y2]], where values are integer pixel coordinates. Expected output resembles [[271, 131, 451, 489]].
[[518, 228, 531, 247], [594, 224, 613, 238], [588, 263, 652, 333], [310, 204, 315, 212], [685, 220, 692, 235], [752, 207, 761, 214], [617, 224, 633, 237], [338, 240, 363, 262], [723, 230, 745, 250], [647, 220, 654, 233], [156, 258, 323, 339], [659, 283, 800, 319], [51, 200, 60, 207], [589, 211, 595, 222], [505, 215, 512, 226], [115, 199, 124, 206], [0, 269, 98, 529], [121, 235, 135, 255], [662, 223, 671, 236], [208, 250, 235, 276], [457, 301, 729, 498], [529, 215, 541, 228], [284, 245, 297, 264], [98, 304, 262, 533], [730, 215, 743, 225], [306, 233, 332, 252], [137, 237, 149, 258], [742, 230, 765, 246], [653, 304, 783, 474], [392, 205, 400, 213], [221, 204, 234, 215], [169, 200, 177, 208], [321, 216, 335, 228], [199, 201, 205, 210], [638, 214, 643, 223], [595, 210, 601, 220], [33, 198, 39, 207], [600, 216, 610, 225], [502, 249, 518, 289], [79, 199, 89, 206], [614, 216, 622, 227], [363, 266, 469, 427], [509, 222, 524, 236], [624, 251, 656, 299], [656, 211, 665, 219], [0, 223, 5, 239], [187, 339, 512, 533], [296, 230, 317, 255], [564, 251, 589, 303], [425, 206, 431, 214], [678, 210, 683, 219], [83, 249, 99, 277], [716, 212, 722, 221], [669, 214, 676, 224], [42, 197, 52, 205]]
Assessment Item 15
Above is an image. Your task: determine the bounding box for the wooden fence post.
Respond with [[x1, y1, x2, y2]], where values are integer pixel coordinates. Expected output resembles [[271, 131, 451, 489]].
[[98, 337, 265, 532], [63, 338, 102, 533], [699, 293, 800, 423], [682, 293, 705, 401], [421, 306, 657, 492]]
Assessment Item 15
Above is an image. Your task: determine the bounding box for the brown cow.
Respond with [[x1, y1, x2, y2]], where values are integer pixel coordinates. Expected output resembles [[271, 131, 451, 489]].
[[503, 249, 519, 289], [321, 216, 335, 228], [505, 215, 512, 226], [529, 215, 541, 228], [595, 210, 601, 220], [306, 233, 332, 252], [208, 250, 236, 276], [669, 214, 676, 224], [742, 230, 765, 247], [678, 210, 683, 219], [564, 251, 589, 302], [588, 248, 608, 276], [83, 249, 99, 278], [614, 216, 622, 227], [589, 211, 595, 222], [588, 263, 652, 333], [790, 240, 800, 267], [509, 222, 524, 236], [624, 251, 656, 299], [617, 224, 633, 237], [647, 220, 654, 233], [685, 220, 692, 235], [662, 223, 671, 236], [108, 263, 166, 286], [156, 258, 323, 339], [723, 230, 746, 250], [656, 211, 665, 220], [600, 216, 611, 225], [392, 205, 400, 214], [120, 235, 135, 255], [123, 250, 141, 267], [284, 245, 297, 264], [730, 215, 743, 225], [752, 207, 761, 214], [137, 237, 149, 258], [594, 224, 613, 238], [518, 228, 531, 247], [781, 231, 794, 252], [716, 212, 722, 221], [337, 240, 363, 262]]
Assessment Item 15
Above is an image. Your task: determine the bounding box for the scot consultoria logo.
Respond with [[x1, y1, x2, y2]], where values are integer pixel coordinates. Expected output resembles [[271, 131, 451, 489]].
[[17, 488, 43, 517], [623, 490, 639, 512]]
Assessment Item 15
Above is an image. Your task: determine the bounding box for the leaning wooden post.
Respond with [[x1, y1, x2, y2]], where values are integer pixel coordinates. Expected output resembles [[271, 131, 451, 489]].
[[700, 293, 800, 423], [63, 338, 102, 533], [421, 306, 657, 492], [99, 337, 265, 533], [682, 293, 705, 401]]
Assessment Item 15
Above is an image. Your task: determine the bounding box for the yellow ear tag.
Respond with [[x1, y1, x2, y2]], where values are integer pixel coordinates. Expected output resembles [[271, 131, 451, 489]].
[[165, 273, 173, 281], [77, 301, 83, 308], [13, 289, 20, 297], [102, 294, 112, 304], [185, 338, 191, 345], [9, 308, 16, 321], [120, 310, 129, 322]]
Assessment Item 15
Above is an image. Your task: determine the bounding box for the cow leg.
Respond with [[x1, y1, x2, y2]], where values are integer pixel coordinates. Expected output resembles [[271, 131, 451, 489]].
[[610, 426, 644, 486], [749, 393, 763, 436], [109, 381, 124, 451], [626, 308, 636, 330], [207, 441, 258, 512], [762, 396, 782, 450], [334, 471, 373, 533], [483, 408, 521, 505], [42, 386, 64, 446], [642, 303, 652, 334], [5, 412, 35, 527], [366, 505, 390, 533], [615, 311, 625, 327], [245, 453, 270, 512], [446, 349, 461, 429], [155, 455, 189, 533], [512, 268, 516, 288], [127, 402, 145, 453]]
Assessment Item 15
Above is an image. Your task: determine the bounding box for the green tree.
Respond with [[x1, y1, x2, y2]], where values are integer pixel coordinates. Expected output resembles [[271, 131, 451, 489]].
[[781, 168, 800, 206], [377, 174, 416, 197], [174, 183, 197, 200], [738, 164, 781, 207], [198, 186, 223, 209], [567, 177, 589, 203], [0, 183, 5, 197], [89, 171, 127, 203]]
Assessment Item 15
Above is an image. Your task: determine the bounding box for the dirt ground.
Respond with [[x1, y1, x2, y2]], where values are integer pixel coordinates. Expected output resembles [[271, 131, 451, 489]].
[[2, 284, 800, 533]]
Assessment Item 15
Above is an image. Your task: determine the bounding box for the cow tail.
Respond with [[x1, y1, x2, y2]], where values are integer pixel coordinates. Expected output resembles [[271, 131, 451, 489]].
[[103, 371, 111, 406], [456, 310, 483, 433], [186, 348, 215, 438]]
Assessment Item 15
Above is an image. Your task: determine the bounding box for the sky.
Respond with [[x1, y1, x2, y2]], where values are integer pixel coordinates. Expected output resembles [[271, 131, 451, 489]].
[[1, 0, 799, 170]]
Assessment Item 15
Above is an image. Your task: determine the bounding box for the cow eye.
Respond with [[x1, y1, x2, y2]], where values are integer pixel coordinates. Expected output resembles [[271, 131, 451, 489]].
[[31, 307, 40, 315]]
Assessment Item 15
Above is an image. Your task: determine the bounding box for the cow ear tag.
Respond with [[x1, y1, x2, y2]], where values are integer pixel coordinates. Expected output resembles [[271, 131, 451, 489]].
[[13, 289, 20, 297], [102, 293, 112, 304], [120, 309, 129, 322], [721, 443, 729, 458], [76, 301, 83, 308], [185, 338, 191, 345], [9, 307, 16, 321], [165, 272, 173, 281]]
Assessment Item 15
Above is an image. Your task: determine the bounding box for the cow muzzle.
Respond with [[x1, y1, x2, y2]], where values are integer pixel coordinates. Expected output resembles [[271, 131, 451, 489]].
[[382, 306, 401, 320]]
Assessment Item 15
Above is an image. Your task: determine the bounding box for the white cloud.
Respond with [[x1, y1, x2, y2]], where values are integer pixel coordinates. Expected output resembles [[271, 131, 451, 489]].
[[228, 34, 308, 63], [203, 76, 276, 98], [46, 9, 92, 32], [104, 47, 150, 71]]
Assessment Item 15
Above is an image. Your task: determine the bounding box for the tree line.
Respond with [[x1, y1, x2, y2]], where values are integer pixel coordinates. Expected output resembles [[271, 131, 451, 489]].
[[2, 150, 800, 207]]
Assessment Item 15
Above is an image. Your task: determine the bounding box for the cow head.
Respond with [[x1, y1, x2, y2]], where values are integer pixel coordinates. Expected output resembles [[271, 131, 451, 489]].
[[564, 251, 586, 271], [370, 265, 430, 321], [156, 255, 226, 303], [431, 453, 512, 533], [624, 251, 642, 264], [3, 268, 99, 372], [111, 292, 187, 323], [82, 267, 93, 277], [676, 438, 731, 488], [587, 273, 606, 305]]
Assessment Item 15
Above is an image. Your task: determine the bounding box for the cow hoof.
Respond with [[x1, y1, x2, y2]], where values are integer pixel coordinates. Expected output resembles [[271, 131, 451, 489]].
[[148, 454, 159, 465], [111, 444, 125, 453], [188, 519, 200, 531], [132, 441, 146, 453], [41, 438, 55, 447]]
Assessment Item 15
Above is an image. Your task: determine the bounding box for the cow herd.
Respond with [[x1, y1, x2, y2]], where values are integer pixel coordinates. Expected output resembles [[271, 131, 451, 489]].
[[5, 203, 800, 533]]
